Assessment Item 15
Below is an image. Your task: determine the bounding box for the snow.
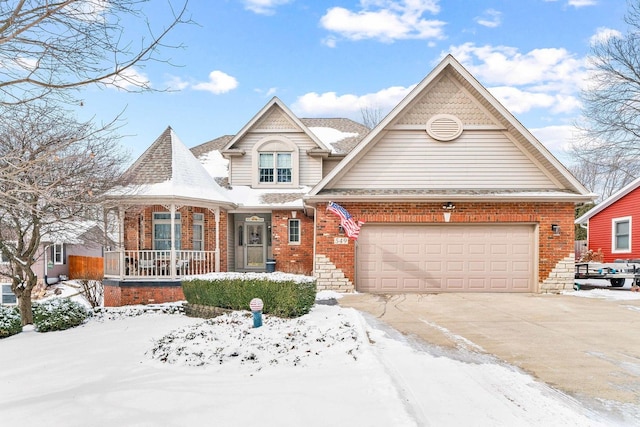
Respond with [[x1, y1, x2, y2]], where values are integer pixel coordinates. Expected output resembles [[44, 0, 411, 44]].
[[198, 149, 229, 178], [307, 126, 359, 153], [1, 288, 632, 426]]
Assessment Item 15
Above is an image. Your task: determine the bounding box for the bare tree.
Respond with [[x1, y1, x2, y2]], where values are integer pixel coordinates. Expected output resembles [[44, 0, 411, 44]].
[[570, 1, 640, 195], [360, 103, 384, 129], [0, 103, 128, 325], [569, 153, 640, 200], [0, 0, 189, 105]]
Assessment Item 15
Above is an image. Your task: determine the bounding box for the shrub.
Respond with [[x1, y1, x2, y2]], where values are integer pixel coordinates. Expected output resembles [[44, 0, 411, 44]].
[[0, 305, 22, 338], [182, 272, 317, 318], [32, 298, 91, 332]]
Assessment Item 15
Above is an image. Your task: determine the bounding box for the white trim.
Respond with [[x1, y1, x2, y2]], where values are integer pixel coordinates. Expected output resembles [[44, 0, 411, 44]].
[[53, 243, 64, 265], [288, 218, 301, 245], [252, 136, 299, 188], [612, 216, 632, 254], [576, 176, 640, 225]]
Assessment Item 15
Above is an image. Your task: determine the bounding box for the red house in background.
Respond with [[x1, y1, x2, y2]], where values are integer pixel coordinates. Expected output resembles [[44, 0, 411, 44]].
[[575, 177, 640, 262]]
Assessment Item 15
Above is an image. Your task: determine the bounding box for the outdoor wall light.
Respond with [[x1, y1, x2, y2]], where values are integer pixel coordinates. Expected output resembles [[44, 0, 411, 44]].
[[338, 225, 345, 235], [551, 224, 561, 236], [442, 202, 455, 223]]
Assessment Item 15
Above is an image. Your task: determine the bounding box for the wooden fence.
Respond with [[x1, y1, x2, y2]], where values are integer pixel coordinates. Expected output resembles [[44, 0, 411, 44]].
[[69, 255, 104, 280]]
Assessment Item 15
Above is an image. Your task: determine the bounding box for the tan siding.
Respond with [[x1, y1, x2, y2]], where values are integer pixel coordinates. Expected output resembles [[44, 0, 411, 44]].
[[332, 130, 557, 190], [323, 158, 343, 178], [229, 132, 323, 186]]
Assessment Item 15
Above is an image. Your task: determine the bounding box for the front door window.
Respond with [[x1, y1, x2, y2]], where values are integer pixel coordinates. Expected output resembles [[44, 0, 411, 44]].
[[245, 223, 265, 268]]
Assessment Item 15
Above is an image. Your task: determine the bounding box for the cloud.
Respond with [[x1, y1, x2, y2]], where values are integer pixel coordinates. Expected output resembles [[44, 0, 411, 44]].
[[475, 9, 502, 28], [192, 71, 238, 94], [589, 27, 623, 45], [488, 86, 581, 114], [446, 43, 587, 117], [292, 84, 414, 119], [530, 125, 580, 159], [320, 0, 445, 43], [449, 43, 585, 87], [254, 87, 278, 97], [568, 0, 597, 7], [165, 75, 190, 91], [242, 0, 292, 15]]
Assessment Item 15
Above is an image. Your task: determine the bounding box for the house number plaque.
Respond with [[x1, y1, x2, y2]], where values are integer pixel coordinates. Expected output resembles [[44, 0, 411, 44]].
[[334, 237, 349, 245]]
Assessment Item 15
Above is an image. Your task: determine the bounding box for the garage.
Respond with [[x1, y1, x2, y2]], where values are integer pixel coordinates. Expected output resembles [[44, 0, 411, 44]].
[[356, 224, 536, 293]]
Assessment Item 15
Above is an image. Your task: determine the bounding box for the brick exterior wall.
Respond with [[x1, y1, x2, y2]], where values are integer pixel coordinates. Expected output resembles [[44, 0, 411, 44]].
[[104, 282, 185, 306], [270, 210, 314, 275], [314, 201, 576, 293]]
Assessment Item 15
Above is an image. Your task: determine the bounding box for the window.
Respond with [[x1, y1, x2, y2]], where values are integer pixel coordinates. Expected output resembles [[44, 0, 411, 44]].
[[53, 244, 64, 265], [153, 212, 181, 250], [259, 153, 292, 183], [612, 217, 631, 253], [288, 219, 301, 244], [1, 251, 9, 264], [2, 284, 16, 305], [193, 213, 204, 251]]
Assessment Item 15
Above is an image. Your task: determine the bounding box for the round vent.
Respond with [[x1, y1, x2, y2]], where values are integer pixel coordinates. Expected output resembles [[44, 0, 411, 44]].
[[426, 114, 463, 141]]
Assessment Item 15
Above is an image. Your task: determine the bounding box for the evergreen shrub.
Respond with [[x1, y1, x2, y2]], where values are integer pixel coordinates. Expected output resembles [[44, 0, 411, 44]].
[[33, 298, 91, 332], [182, 273, 316, 318], [0, 305, 22, 338]]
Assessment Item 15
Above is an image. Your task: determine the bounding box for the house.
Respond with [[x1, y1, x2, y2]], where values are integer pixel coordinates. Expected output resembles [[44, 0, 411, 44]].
[[575, 176, 640, 262], [1, 221, 110, 305], [103, 55, 595, 306]]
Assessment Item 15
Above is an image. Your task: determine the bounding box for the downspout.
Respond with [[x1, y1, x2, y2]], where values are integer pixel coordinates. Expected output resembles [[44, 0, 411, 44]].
[[304, 203, 317, 276], [215, 207, 221, 272]]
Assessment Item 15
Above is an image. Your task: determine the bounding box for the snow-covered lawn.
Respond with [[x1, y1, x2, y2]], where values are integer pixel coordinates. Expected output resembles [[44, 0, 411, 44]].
[[0, 289, 636, 426]]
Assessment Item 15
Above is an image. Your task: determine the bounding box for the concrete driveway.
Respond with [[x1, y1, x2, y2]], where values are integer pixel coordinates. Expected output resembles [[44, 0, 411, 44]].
[[338, 292, 640, 407]]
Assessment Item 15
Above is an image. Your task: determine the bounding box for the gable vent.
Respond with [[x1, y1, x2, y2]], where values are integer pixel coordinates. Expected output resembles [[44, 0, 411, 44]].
[[426, 114, 463, 142]]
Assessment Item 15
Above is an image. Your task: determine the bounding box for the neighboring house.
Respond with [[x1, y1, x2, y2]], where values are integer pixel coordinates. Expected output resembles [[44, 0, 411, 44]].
[[103, 55, 595, 306], [0, 221, 110, 305], [575, 176, 640, 262]]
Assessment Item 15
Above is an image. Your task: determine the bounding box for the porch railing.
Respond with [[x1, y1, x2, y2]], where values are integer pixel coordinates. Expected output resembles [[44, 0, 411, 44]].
[[104, 250, 217, 279]]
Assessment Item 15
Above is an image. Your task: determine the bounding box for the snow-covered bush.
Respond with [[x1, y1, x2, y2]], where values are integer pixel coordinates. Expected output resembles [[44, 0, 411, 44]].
[[0, 305, 22, 338], [32, 298, 91, 332]]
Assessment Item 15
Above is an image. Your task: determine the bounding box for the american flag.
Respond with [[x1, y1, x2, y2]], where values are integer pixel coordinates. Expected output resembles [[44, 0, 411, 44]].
[[327, 201, 364, 240]]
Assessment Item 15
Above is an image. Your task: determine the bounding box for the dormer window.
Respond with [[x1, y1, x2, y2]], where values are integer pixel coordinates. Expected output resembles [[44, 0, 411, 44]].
[[259, 153, 292, 183], [253, 136, 298, 187]]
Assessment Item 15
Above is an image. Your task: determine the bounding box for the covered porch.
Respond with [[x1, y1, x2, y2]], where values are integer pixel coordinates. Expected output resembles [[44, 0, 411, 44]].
[[103, 249, 218, 280]]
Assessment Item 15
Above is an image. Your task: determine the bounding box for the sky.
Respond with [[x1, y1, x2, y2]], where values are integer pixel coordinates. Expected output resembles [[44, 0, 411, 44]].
[[75, 0, 631, 164], [1, 283, 638, 426]]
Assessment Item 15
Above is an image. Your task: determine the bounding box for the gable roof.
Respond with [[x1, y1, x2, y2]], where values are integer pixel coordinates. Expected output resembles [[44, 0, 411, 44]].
[[575, 176, 640, 224], [221, 97, 331, 153], [307, 55, 595, 202], [108, 127, 234, 207]]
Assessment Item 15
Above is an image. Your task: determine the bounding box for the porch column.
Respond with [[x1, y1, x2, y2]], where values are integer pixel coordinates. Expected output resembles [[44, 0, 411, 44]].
[[118, 206, 125, 279], [215, 207, 220, 272], [170, 203, 177, 279]]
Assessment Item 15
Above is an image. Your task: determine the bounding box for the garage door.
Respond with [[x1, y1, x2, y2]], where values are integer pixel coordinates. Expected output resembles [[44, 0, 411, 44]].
[[357, 224, 535, 293]]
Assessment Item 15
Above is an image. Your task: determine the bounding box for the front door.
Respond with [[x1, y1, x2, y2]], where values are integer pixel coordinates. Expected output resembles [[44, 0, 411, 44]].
[[244, 222, 266, 269]]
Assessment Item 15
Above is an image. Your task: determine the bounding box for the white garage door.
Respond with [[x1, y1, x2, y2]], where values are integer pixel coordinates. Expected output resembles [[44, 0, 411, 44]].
[[357, 224, 535, 293]]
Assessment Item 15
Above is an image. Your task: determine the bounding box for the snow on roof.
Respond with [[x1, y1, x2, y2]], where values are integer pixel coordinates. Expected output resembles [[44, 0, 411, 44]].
[[226, 186, 311, 209], [307, 126, 359, 154], [199, 149, 229, 178]]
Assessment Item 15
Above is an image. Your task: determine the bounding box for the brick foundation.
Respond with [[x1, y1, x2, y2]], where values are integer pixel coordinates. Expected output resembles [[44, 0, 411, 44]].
[[104, 280, 185, 307]]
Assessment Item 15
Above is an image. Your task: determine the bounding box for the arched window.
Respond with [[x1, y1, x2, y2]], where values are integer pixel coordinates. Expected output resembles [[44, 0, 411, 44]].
[[252, 136, 298, 187]]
